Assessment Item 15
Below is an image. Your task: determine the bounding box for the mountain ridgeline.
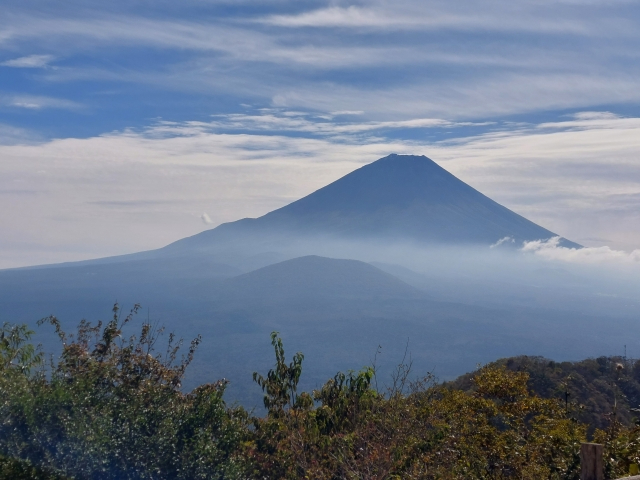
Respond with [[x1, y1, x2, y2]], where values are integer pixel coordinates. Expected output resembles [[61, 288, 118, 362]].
[[163, 154, 579, 255], [221, 255, 423, 301]]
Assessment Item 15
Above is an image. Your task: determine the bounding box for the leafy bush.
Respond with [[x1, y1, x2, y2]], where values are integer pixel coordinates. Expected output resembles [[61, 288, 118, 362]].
[[5, 311, 640, 479], [0, 306, 251, 480], [250, 349, 585, 479], [0, 453, 69, 480], [451, 355, 640, 431]]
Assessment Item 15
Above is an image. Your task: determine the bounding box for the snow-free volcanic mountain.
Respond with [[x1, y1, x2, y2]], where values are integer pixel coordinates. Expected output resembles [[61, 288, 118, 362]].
[[165, 154, 578, 254], [3, 153, 631, 408]]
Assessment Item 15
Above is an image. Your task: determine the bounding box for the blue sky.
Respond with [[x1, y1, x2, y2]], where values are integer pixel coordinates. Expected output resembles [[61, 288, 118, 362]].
[[2, 0, 640, 267]]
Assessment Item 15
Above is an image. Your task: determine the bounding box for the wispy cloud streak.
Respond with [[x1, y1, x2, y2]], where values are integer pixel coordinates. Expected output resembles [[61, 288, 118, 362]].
[[0, 54, 54, 68], [260, 5, 592, 34], [0, 95, 81, 110], [1, 0, 639, 120]]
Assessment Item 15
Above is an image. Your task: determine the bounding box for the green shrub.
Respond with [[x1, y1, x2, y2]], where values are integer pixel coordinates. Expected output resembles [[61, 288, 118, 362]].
[[0, 305, 251, 480], [6, 314, 640, 479], [0, 453, 69, 480]]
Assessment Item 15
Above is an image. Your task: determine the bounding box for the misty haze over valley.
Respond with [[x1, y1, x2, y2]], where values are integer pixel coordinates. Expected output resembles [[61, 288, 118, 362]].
[[2, 154, 638, 407]]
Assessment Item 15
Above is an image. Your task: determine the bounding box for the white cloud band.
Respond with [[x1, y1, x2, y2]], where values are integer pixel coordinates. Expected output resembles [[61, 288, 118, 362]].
[[522, 237, 640, 264], [2, 110, 640, 268]]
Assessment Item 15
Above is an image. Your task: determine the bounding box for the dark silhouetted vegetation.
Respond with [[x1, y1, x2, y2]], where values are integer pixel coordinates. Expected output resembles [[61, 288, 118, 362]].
[[3, 306, 640, 479]]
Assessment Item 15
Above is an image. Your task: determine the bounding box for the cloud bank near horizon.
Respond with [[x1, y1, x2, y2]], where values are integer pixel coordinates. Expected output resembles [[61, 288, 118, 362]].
[[1, 0, 640, 268], [1, 110, 640, 268], [522, 237, 640, 265]]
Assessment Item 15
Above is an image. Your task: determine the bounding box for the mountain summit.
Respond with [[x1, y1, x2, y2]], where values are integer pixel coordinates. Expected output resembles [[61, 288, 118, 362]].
[[170, 154, 578, 250]]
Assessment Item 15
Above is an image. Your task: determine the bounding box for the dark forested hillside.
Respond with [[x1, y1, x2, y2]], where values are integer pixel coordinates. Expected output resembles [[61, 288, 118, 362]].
[[450, 355, 640, 432]]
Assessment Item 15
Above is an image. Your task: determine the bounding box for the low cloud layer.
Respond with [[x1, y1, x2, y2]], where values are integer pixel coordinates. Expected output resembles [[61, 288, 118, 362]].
[[490, 236, 515, 249], [0, 1, 638, 271], [522, 237, 640, 264], [1, 110, 640, 268]]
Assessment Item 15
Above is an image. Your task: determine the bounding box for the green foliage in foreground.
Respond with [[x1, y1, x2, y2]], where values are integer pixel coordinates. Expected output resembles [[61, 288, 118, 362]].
[[0, 307, 249, 480], [1, 306, 640, 479], [0, 453, 69, 480], [452, 354, 640, 432]]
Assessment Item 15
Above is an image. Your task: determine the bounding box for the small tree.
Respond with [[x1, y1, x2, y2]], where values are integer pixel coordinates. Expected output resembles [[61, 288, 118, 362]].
[[253, 332, 304, 415]]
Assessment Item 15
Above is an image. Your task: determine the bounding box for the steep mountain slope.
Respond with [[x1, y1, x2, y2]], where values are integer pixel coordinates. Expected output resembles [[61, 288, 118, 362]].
[[165, 154, 578, 253]]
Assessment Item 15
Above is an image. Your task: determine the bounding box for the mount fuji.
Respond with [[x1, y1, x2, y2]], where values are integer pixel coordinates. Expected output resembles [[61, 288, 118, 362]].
[[4, 154, 626, 408], [162, 154, 579, 256]]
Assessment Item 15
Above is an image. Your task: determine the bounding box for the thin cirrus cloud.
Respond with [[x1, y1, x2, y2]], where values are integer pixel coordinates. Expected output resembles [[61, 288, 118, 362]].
[[0, 54, 54, 68], [0, 16, 422, 70], [0, 123, 39, 144], [0, 14, 602, 71], [0, 16, 273, 57], [259, 4, 592, 34], [197, 112, 484, 135], [0, 2, 637, 127], [0, 95, 81, 110]]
